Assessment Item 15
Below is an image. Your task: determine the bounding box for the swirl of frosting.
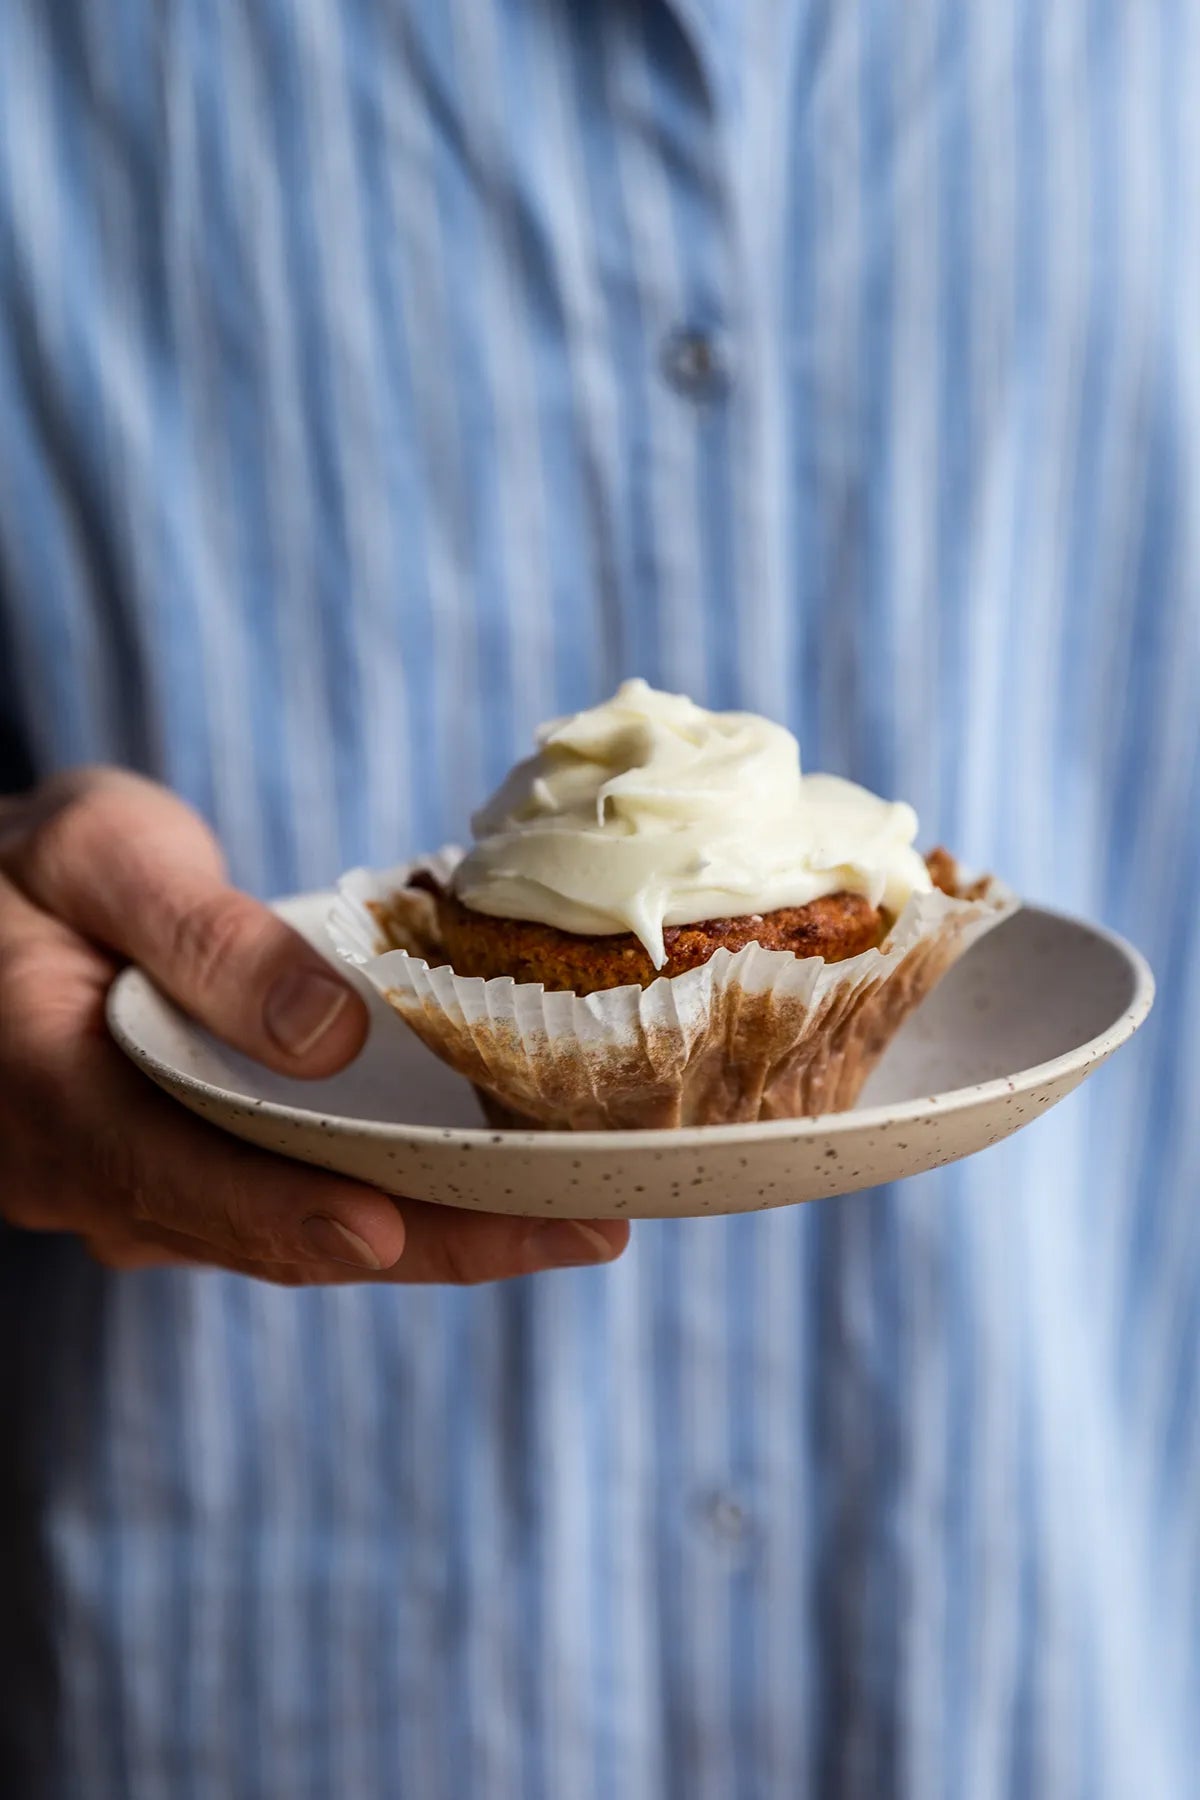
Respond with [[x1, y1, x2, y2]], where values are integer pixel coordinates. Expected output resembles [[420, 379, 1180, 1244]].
[[453, 679, 932, 968]]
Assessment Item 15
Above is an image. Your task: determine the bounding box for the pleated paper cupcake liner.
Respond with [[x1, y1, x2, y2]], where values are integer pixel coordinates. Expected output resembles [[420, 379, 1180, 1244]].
[[327, 852, 1018, 1131]]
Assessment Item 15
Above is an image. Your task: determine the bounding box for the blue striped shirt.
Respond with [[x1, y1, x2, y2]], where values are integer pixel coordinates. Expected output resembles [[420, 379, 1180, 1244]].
[[1, 2, 1197, 1794]]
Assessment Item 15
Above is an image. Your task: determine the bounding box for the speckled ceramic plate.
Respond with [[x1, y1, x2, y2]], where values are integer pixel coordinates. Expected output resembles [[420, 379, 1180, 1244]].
[[107, 893, 1153, 1220]]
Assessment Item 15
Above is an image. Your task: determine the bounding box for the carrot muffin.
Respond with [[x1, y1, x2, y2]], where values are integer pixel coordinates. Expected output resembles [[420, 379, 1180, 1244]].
[[425, 883, 887, 993], [332, 680, 1011, 1129]]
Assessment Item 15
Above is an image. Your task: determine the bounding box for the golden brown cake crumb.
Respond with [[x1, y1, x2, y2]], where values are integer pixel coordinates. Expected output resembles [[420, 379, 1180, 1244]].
[[431, 886, 887, 994], [925, 846, 990, 901], [925, 846, 959, 895]]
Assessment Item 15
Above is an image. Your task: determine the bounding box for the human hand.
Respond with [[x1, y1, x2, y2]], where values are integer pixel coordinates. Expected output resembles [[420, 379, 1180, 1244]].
[[0, 769, 628, 1283]]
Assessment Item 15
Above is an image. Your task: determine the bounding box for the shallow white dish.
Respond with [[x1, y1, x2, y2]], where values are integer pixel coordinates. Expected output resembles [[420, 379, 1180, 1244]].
[[107, 893, 1154, 1220]]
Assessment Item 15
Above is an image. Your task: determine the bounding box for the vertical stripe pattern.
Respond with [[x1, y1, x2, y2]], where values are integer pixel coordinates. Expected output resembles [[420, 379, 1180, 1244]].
[[0, 2, 1197, 1796]]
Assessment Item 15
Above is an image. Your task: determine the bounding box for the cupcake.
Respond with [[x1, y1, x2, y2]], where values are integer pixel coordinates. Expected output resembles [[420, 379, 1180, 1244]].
[[330, 681, 1014, 1130]]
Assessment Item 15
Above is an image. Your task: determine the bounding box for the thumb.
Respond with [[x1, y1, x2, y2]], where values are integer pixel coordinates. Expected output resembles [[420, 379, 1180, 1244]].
[[6, 768, 367, 1077]]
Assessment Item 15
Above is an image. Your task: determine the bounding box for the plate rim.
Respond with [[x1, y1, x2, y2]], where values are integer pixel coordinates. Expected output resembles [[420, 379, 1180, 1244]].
[[106, 899, 1155, 1154]]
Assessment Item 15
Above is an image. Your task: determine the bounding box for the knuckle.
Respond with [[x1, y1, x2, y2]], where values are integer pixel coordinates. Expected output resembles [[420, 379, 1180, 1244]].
[[219, 1188, 257, 1255], [0, 932, 112, 1079], [21, 786, 111, 894], [0, 936, 59, 1029], [437, 1227, 486, 1287], [92, 1126, 205, 1254], [2, 769, 116, 877], [167, 890, 270, 1001], [216, 1178, 287, 1262], [115, 1138, 284, 1264]]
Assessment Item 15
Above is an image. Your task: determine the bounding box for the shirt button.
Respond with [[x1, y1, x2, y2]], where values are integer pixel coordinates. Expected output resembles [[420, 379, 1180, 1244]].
[[661, 325, 729, 400], [706, 1493, 747, 1541]]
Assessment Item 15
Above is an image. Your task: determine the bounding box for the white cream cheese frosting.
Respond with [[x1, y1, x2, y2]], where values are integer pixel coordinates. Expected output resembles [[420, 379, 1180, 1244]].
[[452, 678, 933, 967]]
